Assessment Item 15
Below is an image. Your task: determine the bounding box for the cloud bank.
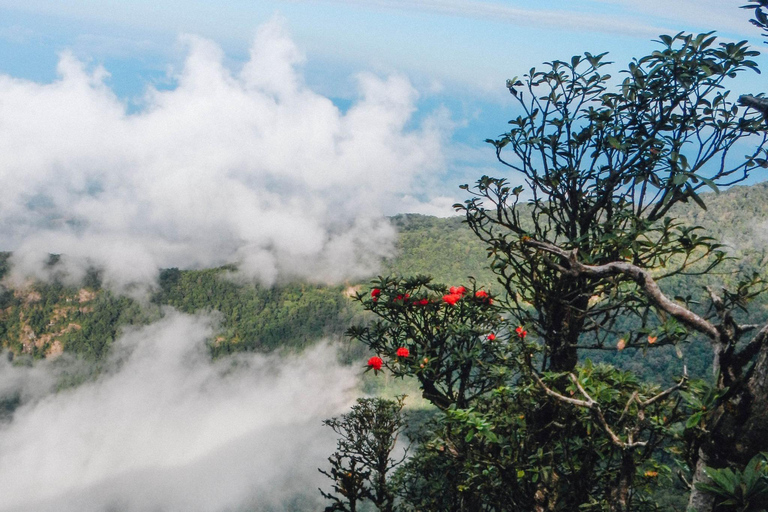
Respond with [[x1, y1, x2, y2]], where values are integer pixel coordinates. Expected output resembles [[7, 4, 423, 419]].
[[0, 311, 359, 512], [0, 18, 447, 289]]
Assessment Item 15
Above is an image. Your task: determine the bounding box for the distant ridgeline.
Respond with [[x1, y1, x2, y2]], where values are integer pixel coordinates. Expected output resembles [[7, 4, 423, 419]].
[[1, 181, 768, 380]]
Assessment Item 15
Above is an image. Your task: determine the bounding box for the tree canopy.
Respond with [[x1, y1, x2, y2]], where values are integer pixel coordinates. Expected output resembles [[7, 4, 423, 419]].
[[329, 32, 768, 512]]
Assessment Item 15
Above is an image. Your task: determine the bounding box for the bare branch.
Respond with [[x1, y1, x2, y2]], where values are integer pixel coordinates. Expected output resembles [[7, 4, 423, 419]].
[[530, 370, 592, 408], [568, 374, 646, 449], [524, 239, 719, 340], [529, 368, 650, 450], [640, 369, 688, 408]]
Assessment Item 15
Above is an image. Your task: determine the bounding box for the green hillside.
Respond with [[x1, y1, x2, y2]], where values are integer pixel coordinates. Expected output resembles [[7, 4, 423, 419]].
[[1, 181, 767, 381]]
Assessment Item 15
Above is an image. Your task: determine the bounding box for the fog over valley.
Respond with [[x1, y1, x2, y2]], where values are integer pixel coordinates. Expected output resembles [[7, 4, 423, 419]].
[[0, 17, 437, 512], [0, 312, 359, 511]]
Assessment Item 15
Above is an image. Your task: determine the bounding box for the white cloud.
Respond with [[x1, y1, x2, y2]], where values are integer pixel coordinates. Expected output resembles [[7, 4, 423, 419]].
[[307, 0, 669, 38], [0, 311, 360, 512], [306, 0, 759, 40], [0, 17, 447, 289], [591, 0, 756, 35]]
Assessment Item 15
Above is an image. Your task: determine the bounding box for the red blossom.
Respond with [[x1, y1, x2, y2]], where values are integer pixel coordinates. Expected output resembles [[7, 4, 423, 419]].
[[416, 298, 429, 306], [396, 347, 410, 357], [449, 286, 467, 295], [371, 289, 381, 302], [367, 356, 383, 371], [442, 293, 462, 305], [487, 333, 496, 341], [475, 289, 493, 304], [515, 326, 527, 338]]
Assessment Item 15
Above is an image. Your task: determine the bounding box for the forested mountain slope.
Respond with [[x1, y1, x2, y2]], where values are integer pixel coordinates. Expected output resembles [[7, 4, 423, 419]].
[[1, 181, 767, 379]]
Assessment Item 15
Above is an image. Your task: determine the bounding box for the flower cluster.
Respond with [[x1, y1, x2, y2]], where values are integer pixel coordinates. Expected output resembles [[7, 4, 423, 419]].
[[475, 289, 493, 304], [369, 285, 491, 309], [367, 348, 412, 376], [516, 326, 527, 338], [442, 286, 466, 305]]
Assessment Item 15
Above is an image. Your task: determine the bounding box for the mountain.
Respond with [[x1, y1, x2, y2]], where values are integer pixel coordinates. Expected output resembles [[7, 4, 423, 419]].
[[1, 181, 768, 380]]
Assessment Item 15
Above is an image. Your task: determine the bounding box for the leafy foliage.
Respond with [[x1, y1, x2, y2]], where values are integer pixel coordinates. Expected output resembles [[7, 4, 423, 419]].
[[349, 279, 693, 511], [696, 453, 768, 511], [339, 32, 768, 512], [348, 276, 506, 410], [465, 33, 766, 372], [320, 396, 409, 512], [743, 1, 768, 40]]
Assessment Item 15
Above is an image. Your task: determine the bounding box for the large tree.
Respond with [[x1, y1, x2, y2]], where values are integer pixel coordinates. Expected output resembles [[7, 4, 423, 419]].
[[340, 32, 768, 511]]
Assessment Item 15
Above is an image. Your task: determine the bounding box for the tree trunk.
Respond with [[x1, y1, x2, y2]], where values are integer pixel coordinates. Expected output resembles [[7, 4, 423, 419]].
[[609, 452, 635, 512], [688, 342, 768, 510], [687, 449, 715, 512], [544, 280, 587, 372]]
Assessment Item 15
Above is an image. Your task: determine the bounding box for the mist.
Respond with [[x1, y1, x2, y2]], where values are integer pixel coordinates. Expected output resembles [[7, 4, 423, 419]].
[[0, 311, 359, 511], [0, 17, 449, 290]]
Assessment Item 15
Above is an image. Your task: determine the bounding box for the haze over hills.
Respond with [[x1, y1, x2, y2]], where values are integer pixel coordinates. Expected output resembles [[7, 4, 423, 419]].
[[0, 179, 767, 372]]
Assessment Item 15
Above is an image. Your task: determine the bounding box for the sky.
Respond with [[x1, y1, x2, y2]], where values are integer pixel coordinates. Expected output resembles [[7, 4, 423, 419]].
[[0, 1, 765, 288], [1, 0, 765, 197], [0, 3, 766, 511]]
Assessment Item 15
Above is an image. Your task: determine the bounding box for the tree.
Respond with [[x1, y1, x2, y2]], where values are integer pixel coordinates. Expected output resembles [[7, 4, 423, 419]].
[[319, 396, 409, 512], [344, 32, 768, 511], [464, 31, 768, 512]]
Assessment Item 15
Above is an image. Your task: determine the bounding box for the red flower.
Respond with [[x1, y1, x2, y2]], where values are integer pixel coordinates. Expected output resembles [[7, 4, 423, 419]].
[[449, 286, 467, 295], [442, 293, 462, 305], [394, 294, 411, 303], [396, 347, 410, 357], [371, 289, 381, 302], [516, 326, 527, 338], [367, 356, 383, 371], [475, 289, 493, 305], [487, 333, 496, 341], [416, 298, 429, 306]]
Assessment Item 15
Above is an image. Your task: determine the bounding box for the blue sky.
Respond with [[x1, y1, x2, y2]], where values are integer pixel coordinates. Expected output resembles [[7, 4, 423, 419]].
[[0, 1, 764, 190], [1, 2, 763, 123]]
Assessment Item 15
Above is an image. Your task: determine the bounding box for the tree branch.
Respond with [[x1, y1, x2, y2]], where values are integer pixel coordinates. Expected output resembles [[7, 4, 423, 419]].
[[529, 368, 649, 450], [524, 239, 719, 340]]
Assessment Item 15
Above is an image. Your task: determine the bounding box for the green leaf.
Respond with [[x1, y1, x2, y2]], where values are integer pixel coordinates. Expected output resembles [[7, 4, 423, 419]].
[[697, 176, 720, 193], [686, 411, 703, 428], [686, 185, 708, 210]]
